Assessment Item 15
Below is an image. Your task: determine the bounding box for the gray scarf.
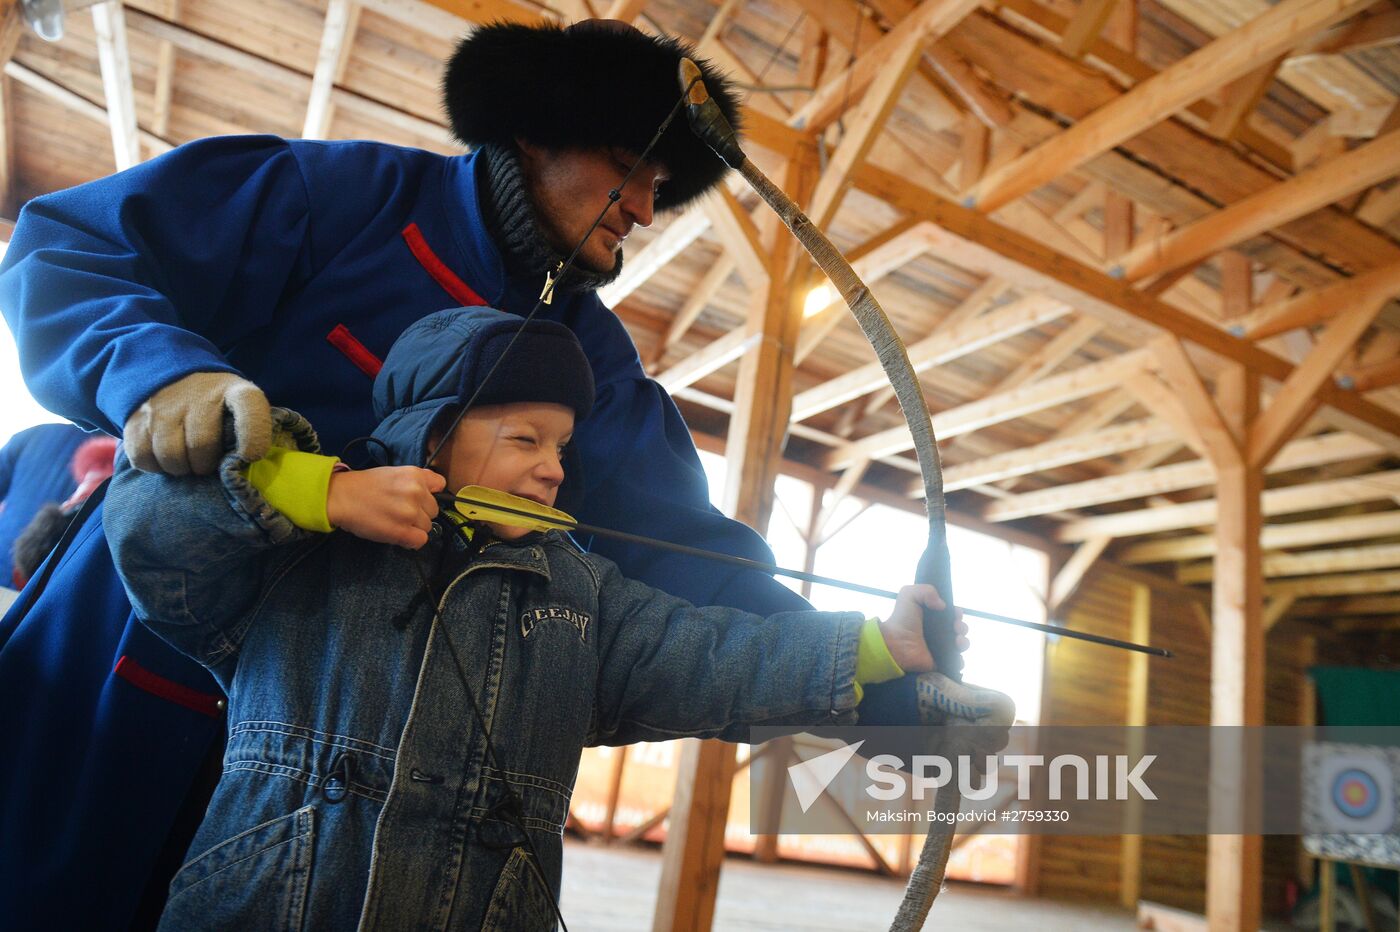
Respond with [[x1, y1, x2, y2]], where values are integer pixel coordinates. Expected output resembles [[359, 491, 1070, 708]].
[[476, 143, 621, 295]]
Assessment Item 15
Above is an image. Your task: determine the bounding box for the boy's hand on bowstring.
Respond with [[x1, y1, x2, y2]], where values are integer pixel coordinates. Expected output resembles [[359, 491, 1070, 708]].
[[880, 584, 969, 675], [327, 466, 445, 549]]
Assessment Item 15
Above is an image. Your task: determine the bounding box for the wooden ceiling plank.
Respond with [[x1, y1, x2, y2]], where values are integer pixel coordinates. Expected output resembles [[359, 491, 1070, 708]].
[[824, 347, 1152, 469], [1056, 469, 1400, 541], [1060, 0, 1120, 60], [303, 0, 359, 140], [699, 187, 769, 286], [654, 327, 756, 391], [123, 8, 446, 143], [1116, 130, 1400, 283], [925, 44, 1014, 128], [993, 0, 1293, 171], [987, 429, 1384, 521], [649, 253, 736, 371], [1269, 569, 1400, 598], [91, 1, 141, 170], [413, 0, 552, 26], [970, 0, 1373, 214], [1248, 288, 1394, 467], [5, 61, 174, 156], [1122, 510, 1400, 563], [792, 293, 1072, 421], [1180, 542, 1400, 582], [943, 417, 1178, 491], [602, 0, 646, 21]]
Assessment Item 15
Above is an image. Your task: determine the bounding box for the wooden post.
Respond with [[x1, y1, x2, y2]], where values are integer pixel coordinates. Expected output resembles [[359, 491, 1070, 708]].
[[1207, 364, 1264, 932], [652, 143, 818, 932], [1120, 583, 1150, 910]]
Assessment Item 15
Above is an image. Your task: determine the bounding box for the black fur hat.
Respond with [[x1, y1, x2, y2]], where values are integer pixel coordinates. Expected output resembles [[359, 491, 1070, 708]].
[[442, 20, 743, 211]]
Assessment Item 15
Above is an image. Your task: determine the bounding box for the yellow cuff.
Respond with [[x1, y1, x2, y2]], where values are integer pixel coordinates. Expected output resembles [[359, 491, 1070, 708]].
[[246, 447, 339, 534], [854, 617, 906, 704]]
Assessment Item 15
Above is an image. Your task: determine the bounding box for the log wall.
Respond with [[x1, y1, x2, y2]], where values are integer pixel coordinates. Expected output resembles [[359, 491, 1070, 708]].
[[1033, 565, 1314, 917]]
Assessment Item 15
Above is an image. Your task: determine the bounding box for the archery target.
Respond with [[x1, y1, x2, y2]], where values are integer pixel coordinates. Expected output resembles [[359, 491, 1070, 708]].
[[1306, 745, 1396, 835]]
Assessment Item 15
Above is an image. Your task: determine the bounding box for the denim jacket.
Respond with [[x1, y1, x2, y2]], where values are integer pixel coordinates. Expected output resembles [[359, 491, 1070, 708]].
[[106, 409, 864, 931]]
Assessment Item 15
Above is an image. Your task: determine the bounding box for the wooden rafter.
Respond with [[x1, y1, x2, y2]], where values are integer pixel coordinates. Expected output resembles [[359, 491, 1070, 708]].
[[968, 0, 1372, 213], [1115, 130, 1400, 283], [91, 1, 141, 170], [1180, 542, 1400, 582], [983, 430, 1384, 521], [792, 293, 1072, 421], [303, 0, 360, 140], [943, 419, 1177, 491], [1060, 0, 1120, 59], [1056, 469, 1400, 542], [1235, 261, 1400, 340]]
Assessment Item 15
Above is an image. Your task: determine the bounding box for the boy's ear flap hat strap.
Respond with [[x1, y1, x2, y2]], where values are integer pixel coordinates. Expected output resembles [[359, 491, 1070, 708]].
[[442, 19, 743, 210]]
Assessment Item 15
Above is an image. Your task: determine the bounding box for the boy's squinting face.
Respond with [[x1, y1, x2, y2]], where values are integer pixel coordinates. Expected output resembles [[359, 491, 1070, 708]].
[[433, 402, 575, 541]]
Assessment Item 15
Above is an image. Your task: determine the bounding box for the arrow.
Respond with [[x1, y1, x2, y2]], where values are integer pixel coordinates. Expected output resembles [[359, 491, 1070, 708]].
[[442, 487, 1173, 658]]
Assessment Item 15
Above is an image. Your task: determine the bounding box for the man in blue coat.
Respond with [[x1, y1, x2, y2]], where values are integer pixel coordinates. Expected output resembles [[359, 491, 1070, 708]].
[[0, 20, 918, 929]]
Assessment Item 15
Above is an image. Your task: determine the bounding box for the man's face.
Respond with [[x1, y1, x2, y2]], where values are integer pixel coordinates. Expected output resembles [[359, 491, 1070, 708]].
[[517, 142, 669, 275], [432, 401, 575, 540]]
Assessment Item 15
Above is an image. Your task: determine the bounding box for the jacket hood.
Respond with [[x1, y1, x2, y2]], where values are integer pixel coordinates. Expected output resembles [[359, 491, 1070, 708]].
[[370, 307, 592, 512]]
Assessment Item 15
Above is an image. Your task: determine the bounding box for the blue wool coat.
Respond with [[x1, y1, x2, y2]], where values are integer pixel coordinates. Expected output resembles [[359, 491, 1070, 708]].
[[0, 136, 810, 930]]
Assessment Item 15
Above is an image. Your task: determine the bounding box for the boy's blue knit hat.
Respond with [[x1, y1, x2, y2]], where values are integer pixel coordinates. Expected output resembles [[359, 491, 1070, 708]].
[[371, 307, 595, 467]]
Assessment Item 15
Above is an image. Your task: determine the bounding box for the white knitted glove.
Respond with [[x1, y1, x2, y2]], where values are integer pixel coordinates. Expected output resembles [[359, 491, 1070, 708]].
[[123, 372, 271, 476], [916, 673, 1016, 769]]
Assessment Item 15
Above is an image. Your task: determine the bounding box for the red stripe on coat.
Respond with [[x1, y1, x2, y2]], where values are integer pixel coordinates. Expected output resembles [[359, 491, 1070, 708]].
[[401, 223, 487, 307], [326, 324, 383, 378], [114, 655, 224, 718]]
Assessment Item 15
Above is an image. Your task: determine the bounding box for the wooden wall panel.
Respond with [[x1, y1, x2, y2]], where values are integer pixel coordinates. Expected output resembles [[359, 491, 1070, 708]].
[[1035, 567, 1315, 918]]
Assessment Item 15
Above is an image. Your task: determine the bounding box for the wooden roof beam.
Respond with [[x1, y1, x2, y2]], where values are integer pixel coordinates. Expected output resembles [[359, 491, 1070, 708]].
[[851, 163, 1400, 450], [1055, 469, 1400, 542], [91, 2, 141, 170], [1269, 569, 1400, 599], [1059, 0, 1121, 59], [302, 0, 360, 140], [793, 218, 932, 364], [1122, 510, 1400, 564], [825, 348, 1152, 469], [967, 0, 1373, 214], [942, 418, 1178, 491], [1180, 542, 1400, 582], [984, 430, 1384, 520], [994, 0, 1292, 171], [806, 0, 977, 230], [792, 293, 1072, 421], [1233, 261, 1400, 340], [787, 0, 974, 134], [1115, 130, 1400, 283]]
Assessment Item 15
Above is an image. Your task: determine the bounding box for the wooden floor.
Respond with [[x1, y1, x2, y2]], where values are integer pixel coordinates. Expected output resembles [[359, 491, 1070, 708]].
[[559, 839, 1139, 930]]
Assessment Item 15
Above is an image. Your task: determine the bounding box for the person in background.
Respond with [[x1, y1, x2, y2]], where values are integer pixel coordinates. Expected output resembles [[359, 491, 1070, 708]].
[[0, 422, 90, 587], [11, 434, 118, 587]]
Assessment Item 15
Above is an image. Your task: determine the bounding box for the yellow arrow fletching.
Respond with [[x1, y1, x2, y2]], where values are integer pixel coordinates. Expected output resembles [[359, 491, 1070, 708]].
[[452, 485, 576, 532]]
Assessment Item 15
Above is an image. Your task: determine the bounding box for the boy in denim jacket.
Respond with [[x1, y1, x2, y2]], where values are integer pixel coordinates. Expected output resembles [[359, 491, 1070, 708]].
[[107, 306, 962, 930]]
